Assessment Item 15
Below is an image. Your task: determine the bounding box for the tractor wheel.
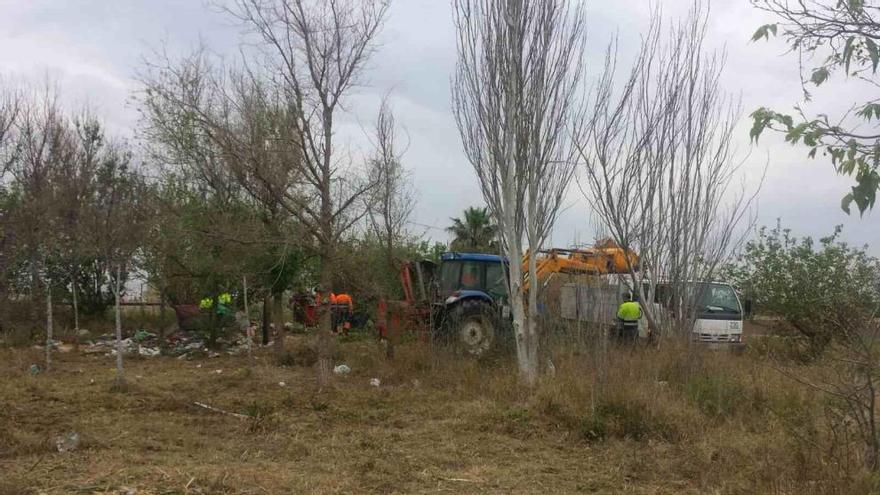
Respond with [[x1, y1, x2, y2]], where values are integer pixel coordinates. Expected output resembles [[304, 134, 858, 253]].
[[448, 299, 497, 357]]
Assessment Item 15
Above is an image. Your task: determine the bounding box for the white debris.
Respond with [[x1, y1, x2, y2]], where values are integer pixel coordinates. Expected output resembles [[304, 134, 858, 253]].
[[56, 432, 80, 453], [369, 378, 381, 387], [138, 346, 160, 357], [333, 364, 351, 375]]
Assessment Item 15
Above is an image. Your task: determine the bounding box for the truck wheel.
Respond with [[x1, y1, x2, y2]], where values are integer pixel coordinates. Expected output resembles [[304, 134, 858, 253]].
[[449, 300, 496, 356]]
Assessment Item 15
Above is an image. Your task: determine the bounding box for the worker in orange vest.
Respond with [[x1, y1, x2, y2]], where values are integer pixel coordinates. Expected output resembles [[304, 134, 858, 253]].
[[330, 292, 354, 335]]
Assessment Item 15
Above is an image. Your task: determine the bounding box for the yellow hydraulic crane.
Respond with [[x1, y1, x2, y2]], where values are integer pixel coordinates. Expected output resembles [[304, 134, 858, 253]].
[[522, 240, 639, 291]]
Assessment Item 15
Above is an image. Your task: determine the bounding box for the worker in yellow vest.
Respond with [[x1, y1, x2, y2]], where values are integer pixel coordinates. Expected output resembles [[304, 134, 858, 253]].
[[616, 293, 641, 342]]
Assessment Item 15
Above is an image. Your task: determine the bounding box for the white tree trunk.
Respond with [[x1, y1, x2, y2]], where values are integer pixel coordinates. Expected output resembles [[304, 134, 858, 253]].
[[72, 281, 79, 333], [243, 275, 252, 362], [502, 173, 536, 385], [114, 264, 125, 387], [45, 285, 53, 372], [526, 236, 540, 381]]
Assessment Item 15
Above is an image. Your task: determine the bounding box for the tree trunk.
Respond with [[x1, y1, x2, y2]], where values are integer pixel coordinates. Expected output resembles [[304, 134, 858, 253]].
[[502, 194, 535, 385], [45, 285, 53, 372], [158, 291, 167, 353], [71, 280, 80, 351], [273, 290, 285, 357], [526, 237, 540, 382], [72, 279, 79, 334], [113, 264, 125, 388], [315, 250, 335, 389], [508, 244, 535, 386], [243, 276, 252, 362], [262, 295, 270, 345]]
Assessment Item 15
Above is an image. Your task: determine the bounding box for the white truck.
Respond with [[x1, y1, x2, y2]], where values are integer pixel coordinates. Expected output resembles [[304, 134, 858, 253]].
[[560, 278, 744, 343]]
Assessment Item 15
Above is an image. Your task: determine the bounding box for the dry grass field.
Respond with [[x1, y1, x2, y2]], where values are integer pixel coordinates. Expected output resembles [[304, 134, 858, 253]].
[[1, 333, 876, 494]]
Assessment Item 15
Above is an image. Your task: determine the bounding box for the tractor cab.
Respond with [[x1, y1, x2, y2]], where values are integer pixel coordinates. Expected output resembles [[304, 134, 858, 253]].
[[431, 253, 509, 356], [436, 252, 509, 302]]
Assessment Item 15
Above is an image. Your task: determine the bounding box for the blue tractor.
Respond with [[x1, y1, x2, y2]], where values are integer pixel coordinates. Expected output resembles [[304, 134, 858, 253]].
[[389, 252, 510, 355]]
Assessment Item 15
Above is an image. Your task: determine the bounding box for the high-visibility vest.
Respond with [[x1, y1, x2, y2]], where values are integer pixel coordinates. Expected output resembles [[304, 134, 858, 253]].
[[331, 293, 353, 311], [617, 301, 641, 321]]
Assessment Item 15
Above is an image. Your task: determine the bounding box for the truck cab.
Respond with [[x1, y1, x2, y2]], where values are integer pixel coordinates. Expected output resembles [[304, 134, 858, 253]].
[[690, 282, 744, 343], [651, 281, 744, 343]]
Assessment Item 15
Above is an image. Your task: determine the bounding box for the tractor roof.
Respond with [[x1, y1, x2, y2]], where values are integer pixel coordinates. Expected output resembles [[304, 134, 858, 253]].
[[442, 252, 507, 263]]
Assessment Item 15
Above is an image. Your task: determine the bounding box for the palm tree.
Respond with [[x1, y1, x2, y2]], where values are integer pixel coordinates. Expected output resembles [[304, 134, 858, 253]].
[[447, 206, 498, 252]]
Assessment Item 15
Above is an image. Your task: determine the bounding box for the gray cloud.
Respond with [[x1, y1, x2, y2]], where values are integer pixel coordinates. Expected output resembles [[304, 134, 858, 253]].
[[0, 0, 875, 252]]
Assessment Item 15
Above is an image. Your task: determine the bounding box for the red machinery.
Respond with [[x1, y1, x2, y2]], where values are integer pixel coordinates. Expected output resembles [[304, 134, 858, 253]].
[[377, 260, 436, 341]]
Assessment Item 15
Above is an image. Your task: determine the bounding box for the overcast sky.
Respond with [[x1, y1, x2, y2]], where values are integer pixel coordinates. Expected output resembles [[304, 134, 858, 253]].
[[0, 0, 877, 253]]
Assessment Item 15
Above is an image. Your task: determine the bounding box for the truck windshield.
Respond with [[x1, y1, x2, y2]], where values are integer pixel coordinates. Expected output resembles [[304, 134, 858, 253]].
[[696, 283, 741, 313]]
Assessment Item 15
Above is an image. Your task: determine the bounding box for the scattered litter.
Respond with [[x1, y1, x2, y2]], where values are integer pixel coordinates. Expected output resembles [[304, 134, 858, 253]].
[[193, 401, 248, 420], [76, 328, 90, 338], [184, 341, 205, 351], [117, 488, 137, 495], [546, 358, 557, 377], [28, 364, 41, 376], [333, 364, 351, 375], [278, 381, 286, 387], [196, 364, 203, 368], [56, 432, 81, 453], [138, 346, 160, 357], [656, 380, 669, 387], [213, 369, 223, 374], [89, 379, 95, 384], [133, 329, 155, 342], [78, 328, 258, 360], [370, 378, 381, 387]]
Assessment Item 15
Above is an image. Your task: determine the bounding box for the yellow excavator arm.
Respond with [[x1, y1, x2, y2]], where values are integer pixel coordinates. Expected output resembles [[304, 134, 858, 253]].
[[522, 241, 638, 291]]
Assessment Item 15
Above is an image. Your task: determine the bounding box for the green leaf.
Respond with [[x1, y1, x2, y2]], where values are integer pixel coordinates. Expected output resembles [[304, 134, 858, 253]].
[[843, 37, 855, 74], [751, 24, 777, 42], [810, 67, 830, 86], [866, 38, 880, 72], [841, 192, 854, 214], [856, 103, 880, 121]]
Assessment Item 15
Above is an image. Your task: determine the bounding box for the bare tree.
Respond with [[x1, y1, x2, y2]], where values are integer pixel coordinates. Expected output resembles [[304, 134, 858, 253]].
[[0, 79, 21, 174], [366, 97, 414, 270], [56, 113, 104, 342], [141, 0, 390, 386], [88, 144, 146, 389], [140, 50, 302, 358], [218, 0, 390, 387], [452, 0, 585, 385], [576, 2, 759, 340], [7, 88, 75, 371]]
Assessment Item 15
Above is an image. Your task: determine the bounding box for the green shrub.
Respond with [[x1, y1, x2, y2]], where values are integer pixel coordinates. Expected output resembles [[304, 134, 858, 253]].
[[580, 398, 677, 442], [245, 401, 277, 433], [686, 374, 746, 418]]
